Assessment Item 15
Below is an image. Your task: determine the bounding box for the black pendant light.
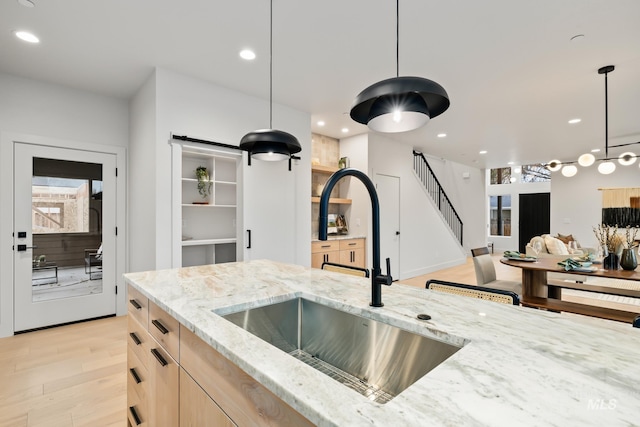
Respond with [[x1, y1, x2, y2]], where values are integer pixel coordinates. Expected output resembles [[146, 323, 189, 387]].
[[240, 0, 301, 163], [350, 0, 450, 133]]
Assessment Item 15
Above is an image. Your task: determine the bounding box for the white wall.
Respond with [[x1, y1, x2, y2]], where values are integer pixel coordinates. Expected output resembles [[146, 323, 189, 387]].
[[368, 134, 469, 280], [0, 72, 129, 337], [423, 154, 487, 253], [339, 134, 370, 243], [0, 72, 128, 146], [129, 71, 158, 272], [550, 164, 640, 248], [145, 68, 310, 269], [487, 169, 551, 253]]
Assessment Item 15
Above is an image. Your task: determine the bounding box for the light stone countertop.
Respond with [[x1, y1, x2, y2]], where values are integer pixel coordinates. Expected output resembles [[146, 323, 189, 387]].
[[311, 234, 366, 242], [123, 260, 640, 426]]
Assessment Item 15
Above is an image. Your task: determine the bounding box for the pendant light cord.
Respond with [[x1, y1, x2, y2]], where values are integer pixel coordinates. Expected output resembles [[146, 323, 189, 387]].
[[269, 0, 273, 129], [604, 69, 608, 158], [396, 0, 399, 78]]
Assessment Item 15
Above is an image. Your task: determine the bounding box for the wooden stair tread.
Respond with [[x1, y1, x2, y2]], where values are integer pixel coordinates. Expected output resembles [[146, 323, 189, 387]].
[[548, 279, 640, 298], [523, 296, 640, 324]]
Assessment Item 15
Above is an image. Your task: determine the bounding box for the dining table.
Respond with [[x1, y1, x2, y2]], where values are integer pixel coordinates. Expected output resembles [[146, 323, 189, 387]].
[[500, 256, 640, 326]]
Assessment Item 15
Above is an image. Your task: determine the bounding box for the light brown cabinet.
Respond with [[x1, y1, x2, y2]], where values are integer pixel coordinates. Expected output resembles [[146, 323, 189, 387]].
[[311, 238, 365, 269], [180, 325, 312, 427], [180, 369, 235, 427], [127, 286, 178, 427], [339, 238, 365, 268], [127, 284, 312, 427]]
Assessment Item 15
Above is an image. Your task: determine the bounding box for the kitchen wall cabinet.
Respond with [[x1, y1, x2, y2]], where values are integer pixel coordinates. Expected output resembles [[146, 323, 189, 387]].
[[171, 143, 241, 268], [311, 238, 365, 269]]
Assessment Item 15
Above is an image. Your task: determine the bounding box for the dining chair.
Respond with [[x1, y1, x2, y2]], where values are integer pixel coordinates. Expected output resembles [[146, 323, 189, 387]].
[[426, 279, 520, 305], [84, 243, 103, 280], [321, 262, 369, 278], [471, 247, 522, 296]]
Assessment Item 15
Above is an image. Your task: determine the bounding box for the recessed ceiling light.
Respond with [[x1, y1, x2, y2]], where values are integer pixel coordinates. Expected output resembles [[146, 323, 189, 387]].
[[437, 133, 447, 138], [317, 121, 325, 127], [239, 49, 256, 60], [591, 148, 601, 153], [568, 118, 581, 124], [341, 128, 349, 133], [14, 30, 39, 43], [17, 0, 35, 7], [479, 150, 487, 154]]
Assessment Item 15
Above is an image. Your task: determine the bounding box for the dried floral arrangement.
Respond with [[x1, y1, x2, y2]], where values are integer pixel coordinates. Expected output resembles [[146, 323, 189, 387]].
[[592, 224, 625, 252], [624, 225, 639, 248]]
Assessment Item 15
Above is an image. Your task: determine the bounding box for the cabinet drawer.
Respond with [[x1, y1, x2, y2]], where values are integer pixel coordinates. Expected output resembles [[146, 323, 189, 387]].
[[128, 316, 151, 367], [148, 302, 180, 362], [339, 238, 364, 251], [128, 285, 149, 326], [147, 343, 179, 427], [311, 240, 340, 253], [127, 372, 148, 427], [180, 325, 313, 427], [127, 345, 149, 405]]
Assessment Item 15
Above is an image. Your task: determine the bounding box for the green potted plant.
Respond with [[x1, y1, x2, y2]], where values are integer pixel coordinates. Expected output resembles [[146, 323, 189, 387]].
[[195, 166, 212, 202]]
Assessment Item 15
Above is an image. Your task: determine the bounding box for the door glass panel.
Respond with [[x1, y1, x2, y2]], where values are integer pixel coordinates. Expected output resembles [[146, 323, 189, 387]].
[[31, 158, 103, 302], [489, 195, 511, 236]]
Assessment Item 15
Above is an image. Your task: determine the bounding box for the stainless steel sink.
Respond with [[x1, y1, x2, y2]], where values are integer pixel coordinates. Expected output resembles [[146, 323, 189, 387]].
[[220, 297, 461, 403]]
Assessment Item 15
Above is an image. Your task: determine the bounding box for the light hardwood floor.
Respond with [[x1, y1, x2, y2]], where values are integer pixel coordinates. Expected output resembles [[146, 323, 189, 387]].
[[0, 256, 636, 426], [0, 315, 127, 427]]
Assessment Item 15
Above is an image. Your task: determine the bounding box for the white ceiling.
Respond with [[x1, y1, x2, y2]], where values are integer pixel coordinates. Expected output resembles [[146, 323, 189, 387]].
[[2, 0, 640, 169]]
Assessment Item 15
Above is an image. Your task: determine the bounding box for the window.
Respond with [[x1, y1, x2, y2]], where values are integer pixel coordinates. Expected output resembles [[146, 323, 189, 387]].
[[32, 177, 90, 233], [490, 195, 511, 236], [520, 164, 550, 183], [490, 167, 512, 185]]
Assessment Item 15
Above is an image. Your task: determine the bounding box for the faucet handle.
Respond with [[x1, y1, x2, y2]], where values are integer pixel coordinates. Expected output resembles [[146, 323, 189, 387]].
[[377, 258, 392, 286]]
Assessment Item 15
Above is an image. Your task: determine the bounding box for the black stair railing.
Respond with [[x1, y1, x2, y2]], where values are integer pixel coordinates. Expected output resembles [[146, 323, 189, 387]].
[[413, 151, 463, 245]]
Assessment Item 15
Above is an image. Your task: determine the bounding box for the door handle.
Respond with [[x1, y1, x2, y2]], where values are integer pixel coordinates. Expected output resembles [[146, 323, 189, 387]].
[[16, 244, 37, 252], [395, 231, 400, 235], [246, 229, 252, 249]]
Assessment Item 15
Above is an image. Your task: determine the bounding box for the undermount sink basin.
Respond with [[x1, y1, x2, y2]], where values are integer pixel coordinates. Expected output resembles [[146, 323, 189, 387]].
[[219, 297, 461, 403]]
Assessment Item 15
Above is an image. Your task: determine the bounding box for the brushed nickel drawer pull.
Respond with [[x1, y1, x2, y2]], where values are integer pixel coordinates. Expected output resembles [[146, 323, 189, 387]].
[[151, 319, 169, 335], [129, 368, 142, 384], [151, 348, 168, 367], [129, 299, 142, 310], [129, 332, 141, 346]]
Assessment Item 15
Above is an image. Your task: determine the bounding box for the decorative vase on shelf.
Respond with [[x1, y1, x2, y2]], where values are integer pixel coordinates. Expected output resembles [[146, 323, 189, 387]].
[[620, 248, 638, 271], [603, 252, 620, 270]]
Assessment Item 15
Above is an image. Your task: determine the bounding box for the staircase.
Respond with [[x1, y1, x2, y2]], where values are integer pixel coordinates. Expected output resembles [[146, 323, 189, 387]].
[[413, 151, 463, 245]]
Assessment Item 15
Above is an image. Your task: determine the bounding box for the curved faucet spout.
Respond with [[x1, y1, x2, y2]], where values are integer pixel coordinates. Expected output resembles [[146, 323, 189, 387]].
[[318, 168, 392, 307]]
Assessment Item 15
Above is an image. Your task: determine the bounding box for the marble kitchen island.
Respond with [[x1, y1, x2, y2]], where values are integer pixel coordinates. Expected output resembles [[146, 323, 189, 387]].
[[124, 260, 640, 426]]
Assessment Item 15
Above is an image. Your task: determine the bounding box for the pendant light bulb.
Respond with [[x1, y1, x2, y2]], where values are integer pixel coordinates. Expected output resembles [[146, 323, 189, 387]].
[[618, 152, 636, 166], [578, 153, 595, 167], [561, 165, 578, 177], [598, 161, 616, 175], [547, 160, 562, 172]]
